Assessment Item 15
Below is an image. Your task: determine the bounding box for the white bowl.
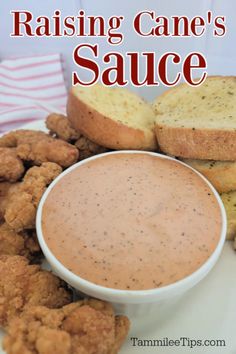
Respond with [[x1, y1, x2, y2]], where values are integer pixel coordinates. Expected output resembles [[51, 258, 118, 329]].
[[36, 151, 227, 326]]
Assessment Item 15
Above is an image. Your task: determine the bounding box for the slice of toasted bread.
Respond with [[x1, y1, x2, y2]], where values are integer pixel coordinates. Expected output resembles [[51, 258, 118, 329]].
[[67, 84, 157, 150], [154, 76, 236, 160], [182, 159, 236, 193], [221, 191, 236, 240]]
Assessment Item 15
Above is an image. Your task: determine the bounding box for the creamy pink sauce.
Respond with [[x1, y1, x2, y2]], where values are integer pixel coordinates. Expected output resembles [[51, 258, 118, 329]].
[[42, 153, 222, 290]]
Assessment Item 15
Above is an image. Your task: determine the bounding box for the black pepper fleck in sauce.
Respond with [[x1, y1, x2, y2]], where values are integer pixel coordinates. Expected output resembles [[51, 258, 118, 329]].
[[42, 153, 222, 291]]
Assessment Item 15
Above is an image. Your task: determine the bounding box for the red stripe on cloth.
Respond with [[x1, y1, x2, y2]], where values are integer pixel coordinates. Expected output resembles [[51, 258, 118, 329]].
[[0, 81, 65, 91], [0, 70, 63, 81], [0, 59, 60, 71], [0, 117, 42, 128], [5, 53, 60, 60], [0, 54, 66, 133], [0, 105, 37, 114], [0, 103, 19, 107], [0, 91, 67, 101], [0, 105, 66, 115]]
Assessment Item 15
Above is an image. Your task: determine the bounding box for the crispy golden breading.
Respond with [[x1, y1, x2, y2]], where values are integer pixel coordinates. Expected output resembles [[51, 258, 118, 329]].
[[20, 161, 63, 204], [0, 183, 12, 222], [113, 316, 130, 354], [3, 299, 129, 354], [0, 130, 79, 167], [0, 148, 24, 182], [0, 223, 41, 260], [46, 113, 108, 160], [75, 136, 108, 161], [0, 183, 19, 222], [0, 255, 72, 328], [46, 113, 81, 141], [5, 192, 37, 230], [4, 162, 62, 231]]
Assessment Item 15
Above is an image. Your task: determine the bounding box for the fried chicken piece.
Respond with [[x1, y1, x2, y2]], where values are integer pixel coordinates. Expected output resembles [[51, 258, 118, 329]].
[[0, 182, 20, 222], [0, 223, 41, 260], [75, 136, 108, 161], [0, 183, 12, 222], [113, 316, 130, 354], [46, 113, 81, 141], [0, 148, 24, 182], [0, 255, 72, 327], [5, 192, 37, 231], [4, 162, 62, 231], [0, 130, 79, 167], [46, 113, 108, 160], [3, 299, 130, 354], [20, 161, 63, 204]]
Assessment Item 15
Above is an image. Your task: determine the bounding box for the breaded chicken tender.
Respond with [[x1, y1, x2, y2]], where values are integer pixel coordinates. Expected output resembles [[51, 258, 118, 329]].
[[0, 182, 19, 222], [0, 130, 79, 167], [0, 148, 24, 182], [3, 299, 129, 354], [75, 136, 108, 160], [0, 223, 41, 260], [4, 162, 62, 231], [46, 113, 81, 141], [0, 255, 72, 327], [46, 113, 108, 160]]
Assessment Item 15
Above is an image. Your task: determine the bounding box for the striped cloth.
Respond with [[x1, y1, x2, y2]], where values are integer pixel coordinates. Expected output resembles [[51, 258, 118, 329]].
[[0, 54, 67, 134]]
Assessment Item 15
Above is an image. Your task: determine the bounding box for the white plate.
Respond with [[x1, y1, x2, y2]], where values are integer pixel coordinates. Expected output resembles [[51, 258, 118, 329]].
[[1, 121, 236, 354]]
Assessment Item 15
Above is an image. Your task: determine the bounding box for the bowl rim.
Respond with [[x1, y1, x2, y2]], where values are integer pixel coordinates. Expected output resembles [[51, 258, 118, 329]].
[[36, 150, 227, 302]]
